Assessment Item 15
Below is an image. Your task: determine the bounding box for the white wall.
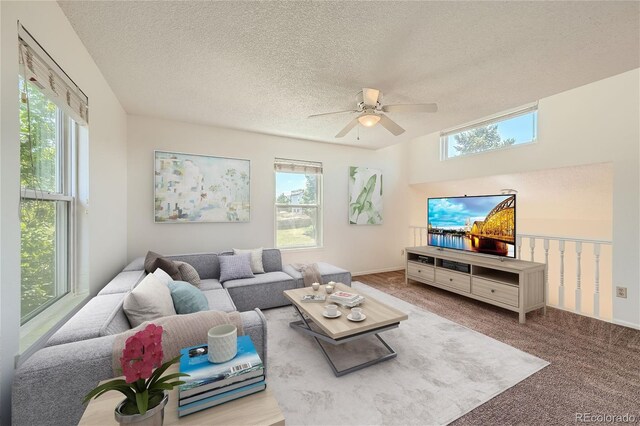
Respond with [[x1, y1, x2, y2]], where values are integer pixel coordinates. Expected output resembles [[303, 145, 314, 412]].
[[0, 1, 128, 421], [127, 115, 409, 275], [408, 69, 640, 328]]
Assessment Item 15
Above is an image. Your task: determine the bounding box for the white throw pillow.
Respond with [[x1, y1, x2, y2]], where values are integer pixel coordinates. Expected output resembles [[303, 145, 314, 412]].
[[123, 273, 176, 327], [233, 248, 265, 274], [153, 268, 173, 286]]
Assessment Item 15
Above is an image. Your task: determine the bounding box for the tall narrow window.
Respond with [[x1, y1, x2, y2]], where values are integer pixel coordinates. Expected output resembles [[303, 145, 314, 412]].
[[441, 104, 537, 160], [274, 159, 322, 249], [18, 25, 88, 325]]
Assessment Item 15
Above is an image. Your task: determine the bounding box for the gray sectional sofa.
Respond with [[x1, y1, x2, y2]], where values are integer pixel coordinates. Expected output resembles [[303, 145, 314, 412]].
[[12, 249, 351, 426]]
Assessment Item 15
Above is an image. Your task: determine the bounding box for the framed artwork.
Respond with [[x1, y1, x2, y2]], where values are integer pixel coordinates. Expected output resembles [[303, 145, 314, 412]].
[[154, 150, 250, 223], [349, 166, 383, 225]]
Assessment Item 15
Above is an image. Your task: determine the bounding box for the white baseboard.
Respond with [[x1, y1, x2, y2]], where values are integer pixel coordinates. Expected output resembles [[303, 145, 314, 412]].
[[352, 266, 404, 277], [611, 318, 640, 330]]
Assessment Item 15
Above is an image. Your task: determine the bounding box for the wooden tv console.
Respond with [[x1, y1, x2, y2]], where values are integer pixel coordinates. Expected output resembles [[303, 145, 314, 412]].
[[405, 246, 546, 323]]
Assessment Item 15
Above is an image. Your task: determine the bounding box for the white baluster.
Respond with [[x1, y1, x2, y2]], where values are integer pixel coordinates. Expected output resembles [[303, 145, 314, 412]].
[[575, 241, 582, 313], [529, 238, 536, 261], [593, 243, 601, 318], [558, 240, 565, 308], [516, 236, 522, 259], [413, 228, 417, 246], [544, 239, 550, 306]]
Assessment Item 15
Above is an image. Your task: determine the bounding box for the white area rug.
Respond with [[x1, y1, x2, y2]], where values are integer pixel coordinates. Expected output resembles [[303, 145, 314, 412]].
[[264, 282, 549, 426]]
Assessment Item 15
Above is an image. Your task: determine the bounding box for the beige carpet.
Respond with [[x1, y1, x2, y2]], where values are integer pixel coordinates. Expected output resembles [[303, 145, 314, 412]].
[[264, 282, 549, 425]]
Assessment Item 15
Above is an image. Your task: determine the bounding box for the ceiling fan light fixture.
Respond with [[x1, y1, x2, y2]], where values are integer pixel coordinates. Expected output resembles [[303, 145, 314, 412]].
[[358, 113, 381, 127]]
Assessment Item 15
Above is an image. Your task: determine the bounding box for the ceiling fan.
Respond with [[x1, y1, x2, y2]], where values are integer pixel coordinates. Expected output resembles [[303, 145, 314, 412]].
[[308, 88, 438, 138]]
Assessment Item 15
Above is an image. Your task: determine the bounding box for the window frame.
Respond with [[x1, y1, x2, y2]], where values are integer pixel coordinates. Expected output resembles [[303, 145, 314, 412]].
[[19, 89, 77, 325], [440, 103, 538, 161], [274, 159, 323, 250]]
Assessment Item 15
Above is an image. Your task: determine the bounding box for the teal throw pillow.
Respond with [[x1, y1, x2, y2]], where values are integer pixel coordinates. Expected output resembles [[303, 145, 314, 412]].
[[167, 280, 209, 314]]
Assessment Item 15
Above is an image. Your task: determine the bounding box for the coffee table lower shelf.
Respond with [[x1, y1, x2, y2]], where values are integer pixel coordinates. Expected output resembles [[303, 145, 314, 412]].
[[289, 304, 399, 377]]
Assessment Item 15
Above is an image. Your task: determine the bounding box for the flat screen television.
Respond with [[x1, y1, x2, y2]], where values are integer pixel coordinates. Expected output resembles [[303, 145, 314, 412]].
[[427, 194, 516, 258]]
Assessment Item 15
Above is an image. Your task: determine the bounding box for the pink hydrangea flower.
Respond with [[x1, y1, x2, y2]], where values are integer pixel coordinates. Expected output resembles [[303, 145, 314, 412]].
[[120, 323, 165, 383]]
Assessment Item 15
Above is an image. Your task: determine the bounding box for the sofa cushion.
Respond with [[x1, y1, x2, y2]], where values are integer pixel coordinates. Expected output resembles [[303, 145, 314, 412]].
[[168, 281, 209, 314], [199, 278, 223, 291], [123, 273, 177, 327], [262, 248, 283, 272], [175, 261, 201, 287], [219, 253, 254, 283], [153, 268, 173, 286], [123, 256, 145, 271], [46, 293, 126, 346], [98, 270, 145, 295], [202, 288, 237, 312], [167, 253, 220, 280], [222, 271, 296, 311], [283, 262, 352, 288], [233, 247, 265, 274]]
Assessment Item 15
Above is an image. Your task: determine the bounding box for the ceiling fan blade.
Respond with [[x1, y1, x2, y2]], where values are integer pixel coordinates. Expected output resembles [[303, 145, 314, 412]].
[[378, 114, 405, 136], [382, 103, 438, 113], [308, 110, 358, 119], [335, 118, 359, 138], [362, 88, 380, 106]]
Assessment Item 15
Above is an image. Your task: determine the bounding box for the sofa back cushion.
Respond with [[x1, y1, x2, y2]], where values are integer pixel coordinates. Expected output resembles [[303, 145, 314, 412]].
[[47, 293, 128, 347], [167, 253, 220, 279], [262, 248, 283, 272]]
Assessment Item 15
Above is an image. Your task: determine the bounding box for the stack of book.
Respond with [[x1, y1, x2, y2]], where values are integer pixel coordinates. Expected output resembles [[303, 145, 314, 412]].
[[329, 290, 365, 307], [177, 335, 266, 417]]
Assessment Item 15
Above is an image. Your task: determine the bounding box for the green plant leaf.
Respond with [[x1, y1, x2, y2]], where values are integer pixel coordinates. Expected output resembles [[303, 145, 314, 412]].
[[148, 355, 183, 387], [136, 390, 149, 415], [83, 379, 129, 403]]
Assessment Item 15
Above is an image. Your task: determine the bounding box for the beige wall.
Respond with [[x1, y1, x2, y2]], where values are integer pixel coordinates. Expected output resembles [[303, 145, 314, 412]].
[[0, 1, 128, 421], [127, 115, 409, 275], [408, 69, 640, 328]]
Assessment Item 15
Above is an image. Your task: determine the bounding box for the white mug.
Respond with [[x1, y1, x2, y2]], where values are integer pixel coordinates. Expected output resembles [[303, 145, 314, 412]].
[[208, 324, 237, 363], [351, 307, 363, 320], [324, 304, 338, 316]]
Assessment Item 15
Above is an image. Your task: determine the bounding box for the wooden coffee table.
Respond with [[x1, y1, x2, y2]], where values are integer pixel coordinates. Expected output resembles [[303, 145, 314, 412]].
[[283, 283, 408, 377]]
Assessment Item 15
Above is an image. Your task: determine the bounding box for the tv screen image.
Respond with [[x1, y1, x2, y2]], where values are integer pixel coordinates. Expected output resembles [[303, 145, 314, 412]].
[[427, 194, 516, 258]]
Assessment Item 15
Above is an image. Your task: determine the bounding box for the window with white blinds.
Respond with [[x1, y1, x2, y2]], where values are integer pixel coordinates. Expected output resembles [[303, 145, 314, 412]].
[[274, 158, 323, 249], [18, 24, 86, 325]]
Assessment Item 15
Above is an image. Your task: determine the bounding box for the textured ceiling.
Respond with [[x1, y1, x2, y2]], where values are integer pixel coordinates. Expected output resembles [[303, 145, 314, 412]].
[[58, 1, 639, 149]]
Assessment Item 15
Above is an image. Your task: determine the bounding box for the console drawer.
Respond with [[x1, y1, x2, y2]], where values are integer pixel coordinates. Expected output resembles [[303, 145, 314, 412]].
[[435, 269, 470, 293], [472, 277, 519, 307], [407, 262, 435, 282]]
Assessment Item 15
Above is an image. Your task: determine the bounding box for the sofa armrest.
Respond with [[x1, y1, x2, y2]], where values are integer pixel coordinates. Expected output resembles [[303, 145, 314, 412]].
[[12, 334, 117, 426], [240, 308, 268, 372]]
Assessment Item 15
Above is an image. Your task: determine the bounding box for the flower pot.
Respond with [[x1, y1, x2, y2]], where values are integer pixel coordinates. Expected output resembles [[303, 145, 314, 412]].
[[114, 392, 169, 425]]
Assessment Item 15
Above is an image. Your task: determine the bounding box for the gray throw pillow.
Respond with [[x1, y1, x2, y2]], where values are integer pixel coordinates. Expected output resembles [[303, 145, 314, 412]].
[[167, 280, 209, 314], [233, 248, 265, 274], [219, 253, 254, 283], [174, 261, 201, 287]]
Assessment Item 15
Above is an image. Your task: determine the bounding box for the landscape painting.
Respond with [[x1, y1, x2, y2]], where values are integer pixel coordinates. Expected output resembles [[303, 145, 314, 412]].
[[349, 166, 383, 225], [154, 151, 250, 223]]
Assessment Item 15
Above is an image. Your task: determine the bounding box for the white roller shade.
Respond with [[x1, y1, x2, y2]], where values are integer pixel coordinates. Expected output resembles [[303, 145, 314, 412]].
[[18, 24, 89, 126], [274, 158, 322, 174]]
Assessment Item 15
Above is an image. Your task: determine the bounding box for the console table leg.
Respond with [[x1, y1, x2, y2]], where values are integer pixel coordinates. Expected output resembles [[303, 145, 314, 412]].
[[519, 311, 526, 324]]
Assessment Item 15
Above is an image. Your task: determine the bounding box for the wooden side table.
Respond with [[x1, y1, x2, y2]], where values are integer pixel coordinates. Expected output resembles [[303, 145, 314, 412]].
[[79, 366, 285, 425]]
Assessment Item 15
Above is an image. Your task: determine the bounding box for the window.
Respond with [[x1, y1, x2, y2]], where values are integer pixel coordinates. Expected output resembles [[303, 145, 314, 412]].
[[274, 159, 322, 249], [441, 104, 537, 160], [18, 25, 88, 326]]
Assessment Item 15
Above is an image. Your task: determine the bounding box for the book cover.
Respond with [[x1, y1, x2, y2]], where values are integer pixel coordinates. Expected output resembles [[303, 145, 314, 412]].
[[330, 291, 359, 300], [177, 381, 267, 417], [301, 294, 326, 303], [178, 335, 264, 398], [179, 375, 265, 406]]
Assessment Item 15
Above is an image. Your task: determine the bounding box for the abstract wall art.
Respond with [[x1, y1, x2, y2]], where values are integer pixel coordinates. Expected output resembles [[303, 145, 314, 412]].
[[154, 151, 250, 223]]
